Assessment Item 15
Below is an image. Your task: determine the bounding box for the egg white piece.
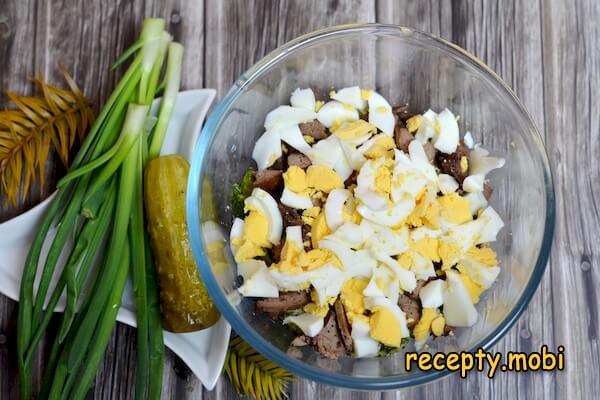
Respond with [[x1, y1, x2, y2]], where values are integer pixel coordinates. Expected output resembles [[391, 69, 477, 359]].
[[264, 105, 316, 130], [364, 296, 410, 338], [245, 188, 283, 244], [275, 124, 311, 154], [410, 251, 437, 280], [469, 147, 506, 176], [290, 88, 316, 111], [415, 109, 437, 142], [268, 269, 312, 291], [325, 188, 351, 230], [285, 226, 304, 248], [477, 206, 504, 243], [443, 270, 478, 327], [317, 100, 359, 128], [391, 170, 429, 202], [237, 259, 266, 280], [252, 130, 282, 170], [432, 108, 459, 154], [283, 313, 324, 337], [462, 174, 485, 193], [332, 86, 367, 111], [464, 131, 475, 148], [351, 319, 380, 358], [238, 264, 279, 298], [410, 227, 443, 242], [354, 158, 392, 211], [328, 222, 370, 249], [230, 218, 245, 254], [309, 135, 353, 180], [363, 221, 409, 256], [310, 265, 347, 305], [464, 191, 488, 214], [373, 251, 417, 292], [280, 187, 313, 210], [344, 249, 378, 278], [459, 256, 500, 289], [367, 91, 395, 135], [357, 195, 415, 227], [408, 140, 438, 181], [438, 173, 459, 194], [419, 279, 446, 308], [363, 265, 400, 303]]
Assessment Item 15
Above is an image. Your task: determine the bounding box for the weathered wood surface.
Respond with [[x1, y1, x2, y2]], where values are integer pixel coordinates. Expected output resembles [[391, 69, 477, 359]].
[[0, 0, 598, 399]]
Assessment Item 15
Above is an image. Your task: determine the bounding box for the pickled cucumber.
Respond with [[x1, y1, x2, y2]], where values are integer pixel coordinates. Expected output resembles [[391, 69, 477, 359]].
[[144, 154, 219, 332]]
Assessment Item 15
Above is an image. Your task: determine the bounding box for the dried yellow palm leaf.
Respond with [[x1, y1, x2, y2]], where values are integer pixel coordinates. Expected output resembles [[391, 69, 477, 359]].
[[0, 69, 93, 206], [225, 336, 296, 400]]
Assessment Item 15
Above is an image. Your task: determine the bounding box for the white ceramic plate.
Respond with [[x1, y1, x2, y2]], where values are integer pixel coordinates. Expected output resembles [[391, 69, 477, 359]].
[[0, 89, 231, 391]]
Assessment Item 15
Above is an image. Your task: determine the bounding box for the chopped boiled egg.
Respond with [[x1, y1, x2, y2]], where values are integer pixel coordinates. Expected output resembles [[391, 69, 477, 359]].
[[464, 131, 475, 148], [351, 318, 380, 357], [244, 188, 283, 244], [333, 120, 377, 144], [306, 165, 344, 193], [363, 220, 409, 256], [373, 252, 417, 292], [438, 173, 459, 194], [431, 108, 459, 154], [443, 270, 478, 327], [367, 91, 394, 135], [309, 135, 354, 180], [464, 191, 488, 214], [252, 130, 282, 170], [275, 124, 311, 154], [362, 265, 400, 303], [238, 260, 279, 298], [324, 188, 351, 230], [463, 147, 505, 193], [438, 193, 472, 225], [355, 158, 391, 211], [356, 195, 416, 227], [290, 88, 316, 111], [332, 86, 367, 112], [264, 105, 316, 130], [283, 313, 324, 337], [317, 100, 359, 128], [229, 217, 245, 254], [281, 188, 313, 209], [364, 296, 410, 346], [477, 206, 505, 243], [419, 279, 446, 308], [414, 109, 437, 142], [413, 307, 440, 349]]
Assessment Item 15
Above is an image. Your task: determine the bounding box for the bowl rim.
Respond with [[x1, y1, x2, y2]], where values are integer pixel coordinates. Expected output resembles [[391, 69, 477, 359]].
[[187, 23, 555, 390]]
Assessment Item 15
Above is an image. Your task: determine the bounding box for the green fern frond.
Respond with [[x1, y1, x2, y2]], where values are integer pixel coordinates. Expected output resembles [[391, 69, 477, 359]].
[[224, 336, 296, 400]]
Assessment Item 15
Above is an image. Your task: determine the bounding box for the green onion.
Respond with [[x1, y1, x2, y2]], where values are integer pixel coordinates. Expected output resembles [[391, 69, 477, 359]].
[[16, 17, 183, 400]]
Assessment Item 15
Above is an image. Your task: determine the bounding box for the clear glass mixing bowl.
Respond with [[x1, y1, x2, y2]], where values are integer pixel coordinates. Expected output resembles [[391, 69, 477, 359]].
[[186, 24, 554, 389]]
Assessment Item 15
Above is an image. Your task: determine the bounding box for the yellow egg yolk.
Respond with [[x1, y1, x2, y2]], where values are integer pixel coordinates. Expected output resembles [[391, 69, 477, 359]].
[[302, 206, 321, 225], [460, 156, 469, 174], [333, 120, 376, 140], [311, 210, 331, 248], [397, 252, 413, 269], [304, 302, 330, 317], [360, 89, 372, 100], [373, 166, 392, 196], [306, 165, 344, 193], [438, 193, 472, 224], [410, 237, 441, 262], [466, 246, 498, 266], [405, 195, 441, 229], [235, 210, 271, 262], [438, 240, 463, 269], [315, 100, 325, 112], [242, 210, 271, 247], [303, 135, 316, 144], [206, 241, 228, 273], [273, 240, 304, 274], [283, 166, 308, 193], [369, 306, 402, 347], [340, 278, 369, 318], [298, 248, 341, 270], [364, 136, 395, 159], [413, 308, 439, 342], [431, 316, 446, 337], [406, 115, 422, 133], [458, 269, 485, 304]]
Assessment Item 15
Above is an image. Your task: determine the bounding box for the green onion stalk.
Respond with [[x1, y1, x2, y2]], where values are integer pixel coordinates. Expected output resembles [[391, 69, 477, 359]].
[[16, 17, 183, 400]]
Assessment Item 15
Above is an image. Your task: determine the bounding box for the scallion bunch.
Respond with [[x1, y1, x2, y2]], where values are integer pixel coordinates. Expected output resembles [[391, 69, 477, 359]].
[[16, 17, 183, 400]]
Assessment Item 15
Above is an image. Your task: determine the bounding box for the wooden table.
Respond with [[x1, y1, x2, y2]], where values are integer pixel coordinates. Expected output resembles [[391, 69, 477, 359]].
[[1, 0, 598, 399]]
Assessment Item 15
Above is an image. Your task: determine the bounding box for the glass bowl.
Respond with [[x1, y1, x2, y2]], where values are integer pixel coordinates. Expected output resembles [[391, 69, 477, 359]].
[[186, 24, 554, 390]]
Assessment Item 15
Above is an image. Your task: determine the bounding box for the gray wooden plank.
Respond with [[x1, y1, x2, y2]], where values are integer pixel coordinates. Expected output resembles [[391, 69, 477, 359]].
[[541, 0, 600, 400]]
